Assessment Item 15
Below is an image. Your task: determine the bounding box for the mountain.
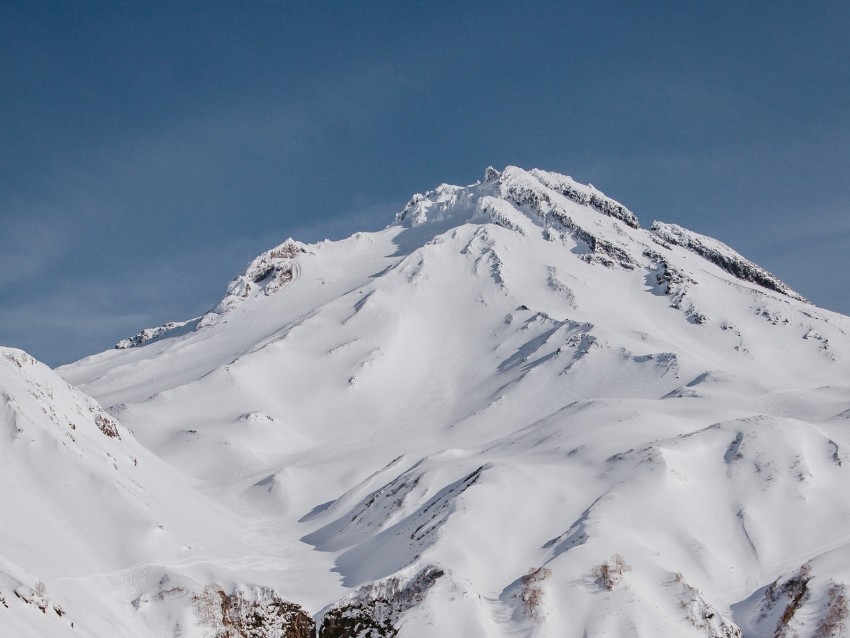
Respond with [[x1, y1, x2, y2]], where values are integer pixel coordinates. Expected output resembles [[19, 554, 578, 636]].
[[5, 165, 850, 637]]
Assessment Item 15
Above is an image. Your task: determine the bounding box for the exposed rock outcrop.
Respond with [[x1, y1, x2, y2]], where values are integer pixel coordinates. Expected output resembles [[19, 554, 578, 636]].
[[317, 566, 444, 638], [115, 320, 194, 349], [198, 240, 307, 329], [193, 584, 314, 638]]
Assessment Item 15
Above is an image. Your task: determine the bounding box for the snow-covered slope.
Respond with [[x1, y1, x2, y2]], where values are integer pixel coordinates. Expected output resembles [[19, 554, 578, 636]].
[[34, 165, 850, 636], [0, 347, 322, 637]]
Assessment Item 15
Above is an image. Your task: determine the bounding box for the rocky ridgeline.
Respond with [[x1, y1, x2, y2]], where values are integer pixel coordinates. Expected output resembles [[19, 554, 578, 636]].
[[115, 320, 193, 349], [528, 168, 640, 229], [650, 222, 806, 301], [115, 240, 307, 348], [197, 239, 306, 328]]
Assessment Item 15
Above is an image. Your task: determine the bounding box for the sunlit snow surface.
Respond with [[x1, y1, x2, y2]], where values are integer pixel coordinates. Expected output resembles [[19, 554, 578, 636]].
[[4, 166, 850, 636]]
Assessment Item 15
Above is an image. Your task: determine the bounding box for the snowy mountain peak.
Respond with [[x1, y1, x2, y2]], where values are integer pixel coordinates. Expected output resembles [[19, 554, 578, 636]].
[[35, 166, 850, 637], [395, 165, 640, 231], [116, 167, 806, 352], [392, 166, 807, 304]]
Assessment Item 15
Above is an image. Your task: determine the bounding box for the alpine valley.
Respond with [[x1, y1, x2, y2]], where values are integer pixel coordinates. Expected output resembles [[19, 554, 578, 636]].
[[3, 166, 850, 637]]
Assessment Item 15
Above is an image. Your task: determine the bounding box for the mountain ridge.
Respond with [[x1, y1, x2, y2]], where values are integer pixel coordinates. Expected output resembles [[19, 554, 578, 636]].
[[115, 166, 805, 349]]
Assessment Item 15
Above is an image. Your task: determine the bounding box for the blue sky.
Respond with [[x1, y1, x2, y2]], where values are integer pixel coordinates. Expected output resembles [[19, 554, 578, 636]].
[[2, 1, 848, 366]]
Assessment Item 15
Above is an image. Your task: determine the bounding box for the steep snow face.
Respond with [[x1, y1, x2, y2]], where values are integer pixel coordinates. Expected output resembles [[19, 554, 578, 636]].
[[50, 166, 850, 637]]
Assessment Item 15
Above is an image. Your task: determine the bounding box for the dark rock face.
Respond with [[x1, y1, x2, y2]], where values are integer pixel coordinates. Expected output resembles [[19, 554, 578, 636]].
[[318, 566, 444, 638], [193, 584, 315, 638]]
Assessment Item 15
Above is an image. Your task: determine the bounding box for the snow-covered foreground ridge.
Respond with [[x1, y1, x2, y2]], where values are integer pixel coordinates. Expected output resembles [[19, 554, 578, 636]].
[[4, 165, 850, 637]]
